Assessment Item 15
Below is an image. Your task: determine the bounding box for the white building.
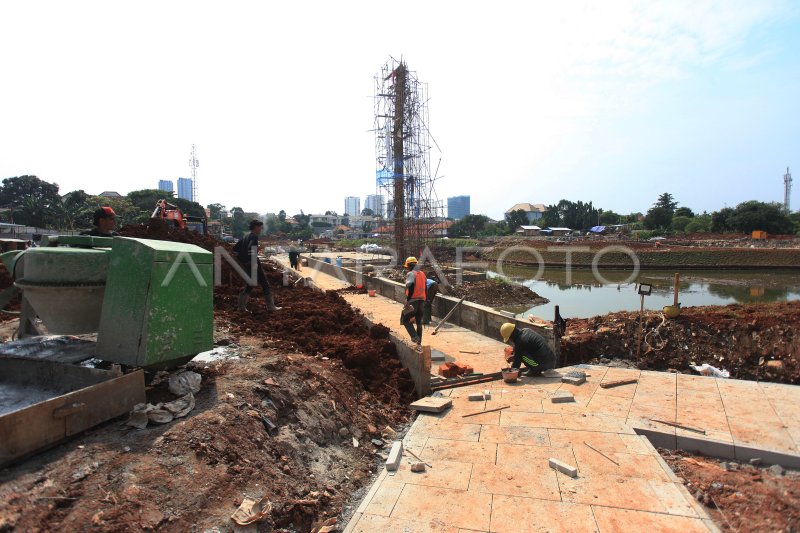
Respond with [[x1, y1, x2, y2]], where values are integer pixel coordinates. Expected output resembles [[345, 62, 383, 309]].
[[365, 194, 385, 217], [344, 196, 361, 216]]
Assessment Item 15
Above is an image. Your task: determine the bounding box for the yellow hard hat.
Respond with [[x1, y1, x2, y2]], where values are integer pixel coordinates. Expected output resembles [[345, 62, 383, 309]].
[[500, 322, 515, 343], [404, 256, 418, 268]]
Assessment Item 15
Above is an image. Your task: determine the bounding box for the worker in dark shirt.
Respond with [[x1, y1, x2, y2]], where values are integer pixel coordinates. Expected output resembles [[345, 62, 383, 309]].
[[235, 220, 280, 312], [288, 244, 300, 270], [401, 256, 426, 347], [500, 322, 556, 376], [82, 207, 119, 237]]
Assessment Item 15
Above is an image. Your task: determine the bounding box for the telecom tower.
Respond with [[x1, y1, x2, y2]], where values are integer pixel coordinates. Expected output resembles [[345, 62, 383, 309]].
[[785, 167, 792, 212], [189, 144, 199, 204], [373, 57, 443, 261]]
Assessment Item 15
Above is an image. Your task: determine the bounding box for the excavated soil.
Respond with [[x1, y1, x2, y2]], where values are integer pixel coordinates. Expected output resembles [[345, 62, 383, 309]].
[[560, 301, 800, 384], [660, 449, 800, 532], [0, 225, 416, 532], [0, 264, 20, 323]]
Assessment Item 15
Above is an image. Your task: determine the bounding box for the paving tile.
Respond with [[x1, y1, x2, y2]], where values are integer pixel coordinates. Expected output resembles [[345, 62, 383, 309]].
[[499, 411, 565, 429], [421, 438, 498, 465], [469, 462, 561, 501], [548, 429, 641, 454], [409, 418, 481, 442], [390, 484, 492, 531], [443, 407, 502, 426], [647, 480, 701, 517], [677, 374, 723, 392], [560, 475, 677, 514], [478, 424, 550, 447], [363, 480, 405, 516], [586, 394, 633, 417], [541, 399, 591, 414], [561, 414, 635, 434], [390, 460, 473, 491], [592, 506, 712, 532], [727, 417, 797, 453], [571, 444, 672, 481], [618, 433, 654, 455], [496, 443, 575, 468], [350, 513, 460, 533], [490, 495, 598, 533], [495, 392, 545, 413]]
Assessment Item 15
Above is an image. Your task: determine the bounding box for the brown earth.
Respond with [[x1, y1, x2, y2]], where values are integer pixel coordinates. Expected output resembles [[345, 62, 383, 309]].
[[560, 301, 800, 384], [0, 223, 416, 532], [0, 264, 20, 323], [660, 449, 800, 532]]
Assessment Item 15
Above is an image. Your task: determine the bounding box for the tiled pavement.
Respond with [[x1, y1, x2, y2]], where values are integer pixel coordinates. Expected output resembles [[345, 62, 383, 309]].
[[278, 258, 800, 531]]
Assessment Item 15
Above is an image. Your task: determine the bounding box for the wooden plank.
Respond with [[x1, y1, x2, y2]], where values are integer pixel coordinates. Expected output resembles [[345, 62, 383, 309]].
[[409, 397, 452, 413], [599, 379, 638, 389]]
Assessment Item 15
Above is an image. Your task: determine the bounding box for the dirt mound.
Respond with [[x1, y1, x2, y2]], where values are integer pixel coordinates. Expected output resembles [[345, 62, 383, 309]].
[[661, 449, 800, 532], [118, 218, 223, 253], [561, 301, 800, 384], [446, 279, 548, 309]]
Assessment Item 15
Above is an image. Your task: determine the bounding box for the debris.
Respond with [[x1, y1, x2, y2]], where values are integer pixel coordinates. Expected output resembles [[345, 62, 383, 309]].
[[650, 418, 706, 435], [459, 350, 480, 354], [551, 391, 575, 404], [168, 370, 202, 395], [231, 495, 272, 526], [548, 458, 578, 478], [766, 360, 784, 370], [163, 392, 195, 418], [404, 448, 431, 468], [409, 397, 452, 413], [371, 439, 384, 448], [689, 364, 730, 379], [749, 458, 762, 466], [352, 437, 359, 448], [385, 441, 403, 471], [125, 409, 149, 430], [599, 378, 638, 389], [410, 462, 426, 473], [584, 441, 620, 466], [768, 464, 785, 476], [468, 393, 485, 401], [311, 517, 337, 533], [438, 361, 474, 378], [382, 426, 397, 439], [147, 409, 173, 425], [338, 427, 349, 438], [461, 405, 510, 418]]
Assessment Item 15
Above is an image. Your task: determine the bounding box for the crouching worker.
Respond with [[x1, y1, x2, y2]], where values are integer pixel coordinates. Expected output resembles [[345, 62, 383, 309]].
[[401, 256, 426, 347], [422, 276, 439, 325], [234, 220, 281, 312], [500, 322, 555, 376]]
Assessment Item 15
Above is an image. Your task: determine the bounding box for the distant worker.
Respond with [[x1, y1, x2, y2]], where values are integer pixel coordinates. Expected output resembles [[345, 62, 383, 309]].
[[500, 322, 556, 376], [422, 276, 439, 325], [401, 256, 426, 347], [288, 246, 300, 270], [82, 207, 119, 237], [234, 220, 281, 313]]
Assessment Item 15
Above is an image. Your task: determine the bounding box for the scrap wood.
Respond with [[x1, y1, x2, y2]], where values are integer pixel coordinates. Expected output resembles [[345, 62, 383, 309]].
[[405, 448, 432, 468], [459, 350, 480, 354], [650, 418, 706, 435], [461, 405, 510, 418], [599, 378, 638, 389], [583, 441, 620, 466]]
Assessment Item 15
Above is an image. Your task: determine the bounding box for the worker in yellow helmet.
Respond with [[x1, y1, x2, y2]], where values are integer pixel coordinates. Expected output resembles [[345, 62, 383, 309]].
[[401, 256, 426, 348], [500, 322, 555, 376]]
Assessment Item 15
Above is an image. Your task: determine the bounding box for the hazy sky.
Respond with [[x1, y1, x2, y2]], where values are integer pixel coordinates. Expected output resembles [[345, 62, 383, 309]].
[[1, 1, 798, 220]]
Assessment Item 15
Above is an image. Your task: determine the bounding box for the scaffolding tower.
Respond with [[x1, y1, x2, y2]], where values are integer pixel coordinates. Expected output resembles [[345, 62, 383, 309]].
[[374, 57, 443, 262]]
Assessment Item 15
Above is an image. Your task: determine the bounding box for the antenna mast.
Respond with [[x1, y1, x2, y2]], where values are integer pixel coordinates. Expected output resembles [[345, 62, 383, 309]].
[[189, 144, 199, 203], [784, 166, 792, 211]]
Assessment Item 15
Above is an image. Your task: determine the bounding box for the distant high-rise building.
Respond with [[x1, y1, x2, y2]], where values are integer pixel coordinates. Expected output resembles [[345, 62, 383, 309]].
[[344, 196, 361, 216], [158, 180, 174, 194], [365, 194, 385, 217], [448, 195, 470, 220], [177, 177, 194, 202]]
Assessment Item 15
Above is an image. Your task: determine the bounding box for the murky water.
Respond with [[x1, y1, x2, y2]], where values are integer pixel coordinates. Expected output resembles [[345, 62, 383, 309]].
[[489, 266, 800, 320]]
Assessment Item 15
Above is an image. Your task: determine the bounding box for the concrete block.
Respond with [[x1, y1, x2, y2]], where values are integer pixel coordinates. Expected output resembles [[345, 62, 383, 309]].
[[548, 458, 578, 478], [676, 434, 736, 460], [468, 393, 485, 401], [410, 462, 426, 473], [561, 376, 586, 386], [385, 441, 403, 471], [409, 397, 452, 413], [551, 391, 575, 403]]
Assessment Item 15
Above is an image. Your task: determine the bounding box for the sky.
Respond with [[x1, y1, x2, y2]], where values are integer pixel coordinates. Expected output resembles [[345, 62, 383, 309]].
[[0, 0, 798, 220]]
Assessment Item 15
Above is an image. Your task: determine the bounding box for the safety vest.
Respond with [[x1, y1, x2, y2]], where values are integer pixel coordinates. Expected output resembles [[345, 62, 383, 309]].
[[407, 270, 427, 300]]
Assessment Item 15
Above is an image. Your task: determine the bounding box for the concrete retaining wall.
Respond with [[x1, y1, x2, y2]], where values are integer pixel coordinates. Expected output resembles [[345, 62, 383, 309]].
[[304, 255, 557, 354]]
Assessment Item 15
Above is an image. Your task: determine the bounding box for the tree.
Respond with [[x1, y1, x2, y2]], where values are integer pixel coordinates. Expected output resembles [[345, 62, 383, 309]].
[[361, 208, 374, 216], [505, 209, 530, 231], [685, 213, 712, 233], [293, 211, 310, 227], [710, 208, 734, 232], [654, 193, 678, 214], [726, 201, 793, 234], [674, 207, 694, 218], [644, 207, 673, 230], [207, 203, 226, 219], [278, 210, 286, 222], [449, 214, 489, 237], [0, 175, 61, 227], [85, 196, 141, 227], [52, 190, 91, 229], [599, 211, 621, 225], [324, 210, 337, 216], [671, 215, 692, 232], [230, 207, 248, 237]]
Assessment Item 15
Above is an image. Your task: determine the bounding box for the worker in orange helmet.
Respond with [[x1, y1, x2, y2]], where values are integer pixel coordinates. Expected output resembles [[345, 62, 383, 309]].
[[82, 206, 119, 237], [401, 256, 426, 348]]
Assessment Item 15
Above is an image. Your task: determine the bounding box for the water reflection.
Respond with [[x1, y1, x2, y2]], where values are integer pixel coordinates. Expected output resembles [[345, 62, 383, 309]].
[[489, 267, 800, 319]]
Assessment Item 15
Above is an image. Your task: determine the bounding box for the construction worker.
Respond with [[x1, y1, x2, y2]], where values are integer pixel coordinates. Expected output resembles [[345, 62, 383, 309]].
[[82, 207, 119, 237], [288, 244, 300, 270], [235, 220, 281, 312], [422, 276, 439, 325], [401, 256, 426, 347], [500, 322, 555, 376]]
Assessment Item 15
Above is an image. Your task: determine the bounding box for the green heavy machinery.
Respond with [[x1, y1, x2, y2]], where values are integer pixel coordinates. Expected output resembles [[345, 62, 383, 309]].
[[2, 236, 214, 368]]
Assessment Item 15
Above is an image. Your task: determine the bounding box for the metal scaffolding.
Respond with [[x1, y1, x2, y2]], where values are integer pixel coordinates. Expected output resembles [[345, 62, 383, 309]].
[[374, 57, 443, 262]]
